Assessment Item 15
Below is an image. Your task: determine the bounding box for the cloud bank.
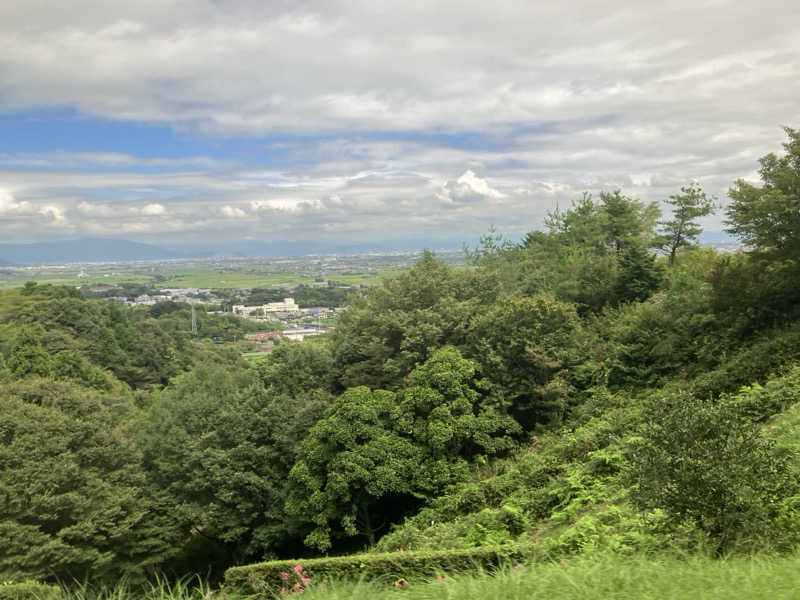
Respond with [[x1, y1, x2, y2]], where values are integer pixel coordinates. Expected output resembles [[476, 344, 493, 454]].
[[0, 1, 798, 246]]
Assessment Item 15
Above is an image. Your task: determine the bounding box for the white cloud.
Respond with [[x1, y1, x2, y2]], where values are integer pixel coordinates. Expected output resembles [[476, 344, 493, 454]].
[[219, 205, 246, 218], [38, 204, 67, 225], [0, 1, 798, 244], [140, 203, 166, 215], [0, 190, 33, 214], [630, 173, 653, 187], [437, 170, 507, 205], [0, 1, 796, 135], [77, 201, 115, 217]]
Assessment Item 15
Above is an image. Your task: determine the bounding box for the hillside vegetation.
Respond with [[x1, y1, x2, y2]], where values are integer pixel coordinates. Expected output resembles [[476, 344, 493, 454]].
[[2, 128, 800, 595]]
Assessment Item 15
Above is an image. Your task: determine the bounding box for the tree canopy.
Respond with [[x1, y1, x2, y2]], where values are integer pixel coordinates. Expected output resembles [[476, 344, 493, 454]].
[[726, 127, 800, 257], [0, 379, 173, 582]]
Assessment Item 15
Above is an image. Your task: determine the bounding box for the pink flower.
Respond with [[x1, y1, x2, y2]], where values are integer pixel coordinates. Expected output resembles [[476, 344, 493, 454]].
[[395, 579, 409, 588], [293, 583, 301, 590], [513, 563, 521, 571], [281, 572, 289, 581], [294, 564, 304, 574], [436, 575, 447, 582], [302, 577, 311, 584], [280, 589, 286, 595]]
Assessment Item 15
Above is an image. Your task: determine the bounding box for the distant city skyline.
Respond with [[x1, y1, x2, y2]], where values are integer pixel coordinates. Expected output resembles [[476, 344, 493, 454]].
[[1, 1, 798, 247]]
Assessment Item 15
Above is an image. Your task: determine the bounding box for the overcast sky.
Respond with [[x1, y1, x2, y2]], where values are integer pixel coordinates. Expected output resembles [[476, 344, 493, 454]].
[[0, 0, 798, 248]]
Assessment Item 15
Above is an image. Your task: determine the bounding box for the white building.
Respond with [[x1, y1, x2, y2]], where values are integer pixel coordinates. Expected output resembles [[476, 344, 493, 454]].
[[264, 297, 299, 312], [231, 298, 299, 318]]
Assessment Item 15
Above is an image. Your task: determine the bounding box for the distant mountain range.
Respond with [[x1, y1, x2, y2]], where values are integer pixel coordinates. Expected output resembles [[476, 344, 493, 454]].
[[0, 232, 739, 266], [0, 238, 184, 265]]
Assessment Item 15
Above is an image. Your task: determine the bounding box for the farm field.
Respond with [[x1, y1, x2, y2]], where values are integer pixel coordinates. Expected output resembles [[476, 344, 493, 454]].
[[0, 251, 463, 290]]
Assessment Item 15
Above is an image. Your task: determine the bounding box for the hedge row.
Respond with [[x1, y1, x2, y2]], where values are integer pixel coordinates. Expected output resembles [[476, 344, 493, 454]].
[[0, 583, 61, 600], [224, 544, 535, 597]]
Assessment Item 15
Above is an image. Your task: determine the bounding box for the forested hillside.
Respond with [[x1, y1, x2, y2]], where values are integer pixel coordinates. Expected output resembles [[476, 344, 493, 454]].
[[2, 128, 800, 588]]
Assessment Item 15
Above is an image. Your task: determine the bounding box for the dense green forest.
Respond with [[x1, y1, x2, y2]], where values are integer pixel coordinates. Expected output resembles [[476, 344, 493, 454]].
[[2, 128, 800, 593]]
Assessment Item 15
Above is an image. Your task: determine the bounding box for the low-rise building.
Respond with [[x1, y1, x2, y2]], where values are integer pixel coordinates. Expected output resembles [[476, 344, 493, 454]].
[[265, 297, 299, 312]]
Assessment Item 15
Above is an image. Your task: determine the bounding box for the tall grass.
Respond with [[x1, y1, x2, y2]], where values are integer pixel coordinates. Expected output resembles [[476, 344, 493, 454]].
[[53, 554, 800, 600], [295, 554, 800, 600], [58, 576, 219, 600]]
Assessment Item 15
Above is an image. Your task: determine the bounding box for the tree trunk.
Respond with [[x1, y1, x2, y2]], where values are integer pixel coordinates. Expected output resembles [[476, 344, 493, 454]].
[[359, 502, 376, 547]]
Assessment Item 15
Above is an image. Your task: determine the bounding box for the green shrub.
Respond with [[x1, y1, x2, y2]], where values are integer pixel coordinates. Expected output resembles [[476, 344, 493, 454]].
[[625, 391, 799, 553], [726, 365, 800, 423], [692, 323, 800, 397], [0, 582, 61, 600], [223, 545, 535, 597]]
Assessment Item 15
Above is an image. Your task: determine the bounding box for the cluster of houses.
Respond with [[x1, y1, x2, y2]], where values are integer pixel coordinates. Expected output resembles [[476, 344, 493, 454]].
[[87, 285, 225, 306]]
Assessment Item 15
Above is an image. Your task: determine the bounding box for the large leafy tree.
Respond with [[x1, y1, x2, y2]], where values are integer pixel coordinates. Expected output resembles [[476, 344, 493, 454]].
[[0, 379, 175, 582], [256, 339, 336, 396], [393, 346, 520, 475], [288, 347, 518, 551], [657, 183, 715, 265], [726, 127, 800, 257], [139, 359, 330, 564], [287, 386, 421, 550], [598, 190, 660, 254], [539, 191, 660, 255], [711, 128, 800, 330], [331, 252, 500, 389], [468, 294, 580, 427], [515, 191, 660, 313], [538, 193, 607, 252], [7, 325, 53, 379]]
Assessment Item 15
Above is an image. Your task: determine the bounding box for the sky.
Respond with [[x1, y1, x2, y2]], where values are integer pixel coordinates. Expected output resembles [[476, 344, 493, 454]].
[[0, 0, 798, 249]]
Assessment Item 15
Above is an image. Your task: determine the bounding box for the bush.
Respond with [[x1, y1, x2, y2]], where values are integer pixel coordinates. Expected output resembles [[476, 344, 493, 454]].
[[223, 545, 535, 597], [691, 323, 800, 398], [625, 391, 799, 553], [726, 365, 800, 423], [0, 582, 61, 600]]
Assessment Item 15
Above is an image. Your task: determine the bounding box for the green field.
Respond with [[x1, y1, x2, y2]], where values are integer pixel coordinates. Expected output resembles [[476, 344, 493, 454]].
[[0, 264, 407, 290], [159, 268, 398, 289]]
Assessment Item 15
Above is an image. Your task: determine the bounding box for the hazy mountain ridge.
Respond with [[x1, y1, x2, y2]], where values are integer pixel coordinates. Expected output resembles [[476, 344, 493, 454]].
[[0, 231, 736, 266], [0, 238, 183, 265]]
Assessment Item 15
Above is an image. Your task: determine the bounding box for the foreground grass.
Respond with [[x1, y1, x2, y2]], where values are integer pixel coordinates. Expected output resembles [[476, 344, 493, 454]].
[[251, 554, 800, 600], [47, 554, 800, 600]]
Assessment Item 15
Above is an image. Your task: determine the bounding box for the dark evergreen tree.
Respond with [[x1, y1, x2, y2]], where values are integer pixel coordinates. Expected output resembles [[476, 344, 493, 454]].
[[614, 246, 665, 303]]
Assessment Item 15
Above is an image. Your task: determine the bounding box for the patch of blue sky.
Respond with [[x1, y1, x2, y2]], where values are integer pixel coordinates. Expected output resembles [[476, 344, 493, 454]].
[[0, 106, 610, 172], [0, 107, 276, 168]]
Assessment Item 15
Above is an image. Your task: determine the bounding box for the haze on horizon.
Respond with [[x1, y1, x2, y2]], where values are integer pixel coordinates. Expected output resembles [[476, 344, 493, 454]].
[[0, 0, 798, 249]]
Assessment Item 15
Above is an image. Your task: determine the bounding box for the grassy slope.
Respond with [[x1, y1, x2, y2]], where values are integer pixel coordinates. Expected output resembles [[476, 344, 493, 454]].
[[295, 555, 800, 600], [375, 360, 800, 558], [45, 555, 800, 599]]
